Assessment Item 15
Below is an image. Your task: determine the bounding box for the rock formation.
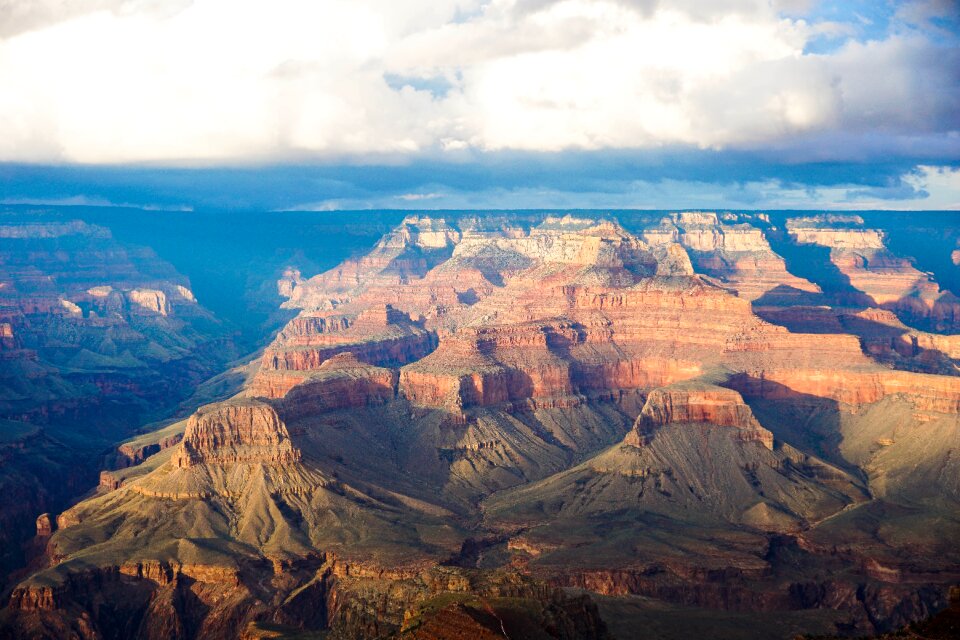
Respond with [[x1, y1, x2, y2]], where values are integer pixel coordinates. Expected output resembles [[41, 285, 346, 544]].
[[783, 215, 960, 332], [172, 400, 300, 467], [627, 383, 774, 449], [4, 211, 960, 640], [252, 305, 435, 398], [644, 212, 822, 303]]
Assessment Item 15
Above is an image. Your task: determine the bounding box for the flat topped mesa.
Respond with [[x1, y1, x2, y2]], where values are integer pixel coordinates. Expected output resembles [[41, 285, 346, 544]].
[[789, 226, 886, 250], [626, 383, 773, 449], [527, 217, 654, 268], [172, 399, 300, 468]]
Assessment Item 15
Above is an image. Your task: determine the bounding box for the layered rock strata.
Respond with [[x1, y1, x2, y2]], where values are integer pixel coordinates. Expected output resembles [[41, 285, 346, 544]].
[[626, 384, 774, 449], [7, 212, 960, 640], [785, 216, 960, 332], [643, 212, 821, 303], [172, 400, 300, 468]]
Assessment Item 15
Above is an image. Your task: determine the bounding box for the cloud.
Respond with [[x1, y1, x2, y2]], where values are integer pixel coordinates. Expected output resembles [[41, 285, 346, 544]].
[[0, 0, 955, 165], [396, 192, 444, 200], [278, 175, 958, 211], [2, 155, 957, 212], [0, 0, 192, 39], [0, 194, 116, 207], [0, 193, 193, 210]]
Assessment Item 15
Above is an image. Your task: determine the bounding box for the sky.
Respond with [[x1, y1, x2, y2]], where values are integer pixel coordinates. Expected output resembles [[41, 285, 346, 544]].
[[0, 0, 958, 211]]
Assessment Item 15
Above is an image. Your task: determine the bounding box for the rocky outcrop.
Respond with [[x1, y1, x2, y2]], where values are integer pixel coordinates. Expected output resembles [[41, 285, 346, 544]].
[[114, 433, 185, 469], [127, 288, 170, 315], [34, 514, 55, 538], [171, 400, 300, 467], [627, 384, 774, 449], [729, 367, 960, 413], [260, 328, 433, 373], [789, 227, 886, 250], [400, 277, 756, 411], [252, 305, 436, 397], [277, 353, 398, 417], [283, 217, 461, 309], [277, 267, 303, 298]]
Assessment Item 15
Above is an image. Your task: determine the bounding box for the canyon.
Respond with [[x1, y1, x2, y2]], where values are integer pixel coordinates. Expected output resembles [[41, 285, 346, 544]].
[[0, 214, 240, 581], [1, 209, 959, 640]]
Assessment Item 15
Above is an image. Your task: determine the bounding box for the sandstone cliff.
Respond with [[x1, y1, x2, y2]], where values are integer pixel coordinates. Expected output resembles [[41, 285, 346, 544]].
[[627, 383, 774, 449], [172, 400, 300, 468]]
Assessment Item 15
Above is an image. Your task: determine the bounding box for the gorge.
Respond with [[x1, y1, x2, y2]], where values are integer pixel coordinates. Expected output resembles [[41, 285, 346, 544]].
[[1, 208, 959, 640]]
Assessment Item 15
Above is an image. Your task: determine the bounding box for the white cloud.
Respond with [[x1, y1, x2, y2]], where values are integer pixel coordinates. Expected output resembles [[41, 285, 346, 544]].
[[396, 192, 443, 200], [0, 195, 115, 206], [0, 0, 955, 163]]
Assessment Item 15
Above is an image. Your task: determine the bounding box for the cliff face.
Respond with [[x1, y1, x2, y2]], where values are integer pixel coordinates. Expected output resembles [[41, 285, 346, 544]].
[[629, 384, 774, 449], [728, 367, 960, 413], [6, 212, 960, 640], [276, 353, 398, 417], [398, 271, 756, 413], [172, 400, 300, 468], [251, 305, 436, 398], [642, 212, 822, 303], [785, 217, 960, 332]]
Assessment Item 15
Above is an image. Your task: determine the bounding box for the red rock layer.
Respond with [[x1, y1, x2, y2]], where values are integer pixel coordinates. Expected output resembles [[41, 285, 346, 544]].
[[729, 368, 960, 413], [113, 433, 184, 469], [171, 400, 300, 467], [252, 305, 436, 397], [755, 305, 960, 374], [626, 385, 774, 449], [400, 278, 756, 411], [278, 353, 398, 418]]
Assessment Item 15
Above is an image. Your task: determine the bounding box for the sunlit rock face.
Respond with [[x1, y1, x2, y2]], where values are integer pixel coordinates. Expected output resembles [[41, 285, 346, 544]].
[[172, 400, 301, 468], [784, 215, 960, 332], [628, 384, 774, 449], [4, 211, 960, 640], [640, 212, 821, 303]]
